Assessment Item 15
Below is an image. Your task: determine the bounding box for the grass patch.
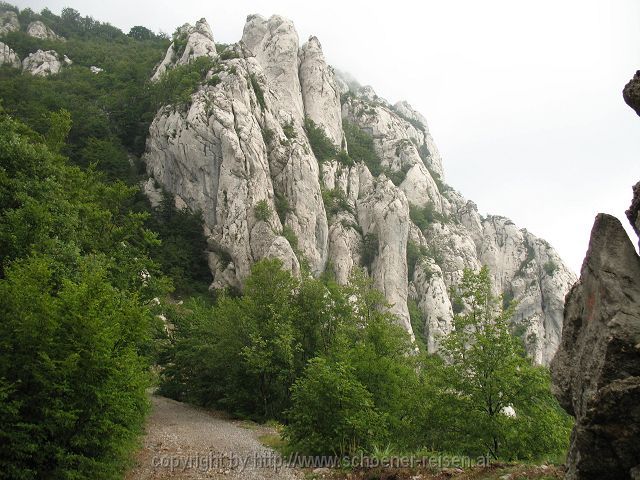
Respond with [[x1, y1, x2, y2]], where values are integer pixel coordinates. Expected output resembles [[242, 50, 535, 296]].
[[343, 119, 382, 176], [304, 117, 337, 162]]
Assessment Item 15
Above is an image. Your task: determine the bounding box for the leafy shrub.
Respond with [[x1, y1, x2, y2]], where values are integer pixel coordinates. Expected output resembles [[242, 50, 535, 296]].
[[431, 267, 573, 460], [274, 192, 292, 224], [144, 193, 212, 296], [426, 167, 452, 193], [254, 199, 271, 222], [337, 149, 354, 167], [80, 136, 134, 182], [406, 240, 428, 279], [282, 225, 299, 251], [207, 74, 221, 87], [151, 56, 215, 108], [0, 110, 165, 478], [172, 28, 188, 57], [409, 203, 446, 231], [322, 188, 353, 218], [342, 119, 382, 176], [261, 127, 275, 146], [360, 232, 379, 271], [286, 358, 384, 456], [543, 260, 557, 276], [218, 49, 240, 61], [385, 163, 411, 186], [304, 117, 337, 162], [249, 73, 266, 110], [502, 288, 515, 309], [0, 28, 168, 159], [408, 297, 428, 351], [282, 119, 296, 140]]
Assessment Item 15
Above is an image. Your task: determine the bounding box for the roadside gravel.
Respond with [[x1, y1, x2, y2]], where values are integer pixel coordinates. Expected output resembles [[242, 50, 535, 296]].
[[126, 394, 303, 479]]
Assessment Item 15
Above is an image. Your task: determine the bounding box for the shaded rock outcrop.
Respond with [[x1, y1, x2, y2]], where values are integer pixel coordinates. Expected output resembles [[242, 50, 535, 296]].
[[0, 41, 20, 68], [623, 71, 640, 117], [26, 20, 64, 41], [551, 212, 640, 480], [22, 49, 62, 76], [626, 181, 640, 248], [150, 18, 217, 82], [0, 10, 19, 36], [144, 14, 575, 363]]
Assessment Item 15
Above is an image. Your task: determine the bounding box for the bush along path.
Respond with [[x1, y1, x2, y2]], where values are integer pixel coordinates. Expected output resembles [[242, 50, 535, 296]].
[[126, 394, 565, 480]]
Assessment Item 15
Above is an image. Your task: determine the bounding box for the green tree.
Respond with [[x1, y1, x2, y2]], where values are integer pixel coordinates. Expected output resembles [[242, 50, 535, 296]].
[[304, 117, 337, 162], [342, 119, 381, 175], [159, 259, 301, 420], [45, 109, 72, 154], [430, 267, 572, 460], [286, 357, 385, 456], [0, 109, 166, 478], [254, 199, 271, 222]]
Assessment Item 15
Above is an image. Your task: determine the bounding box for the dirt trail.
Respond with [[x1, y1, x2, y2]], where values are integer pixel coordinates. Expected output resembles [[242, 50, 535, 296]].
[[126, 394, 302, 479]]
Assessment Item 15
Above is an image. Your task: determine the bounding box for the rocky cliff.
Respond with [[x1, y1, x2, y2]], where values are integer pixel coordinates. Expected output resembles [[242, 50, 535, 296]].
[[551, 210, 640, 480], [549, 74, 640, 480], [143, 15, 576, 364]]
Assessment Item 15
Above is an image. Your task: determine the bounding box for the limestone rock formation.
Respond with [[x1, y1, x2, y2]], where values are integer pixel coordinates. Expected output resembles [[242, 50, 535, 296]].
[[0, 41, 20, 68], [22, 50, 62, 76], [242, 15, 305, 123], [0, 10, 19, 36], [144, 14, 575, 364], [299, 36, 344, 147], [150, 18, 217, 82], [551, 212, 640, 480], [623, 71, 640, 117], [26, 20, 64, 41], [626, 181, 640, 247]]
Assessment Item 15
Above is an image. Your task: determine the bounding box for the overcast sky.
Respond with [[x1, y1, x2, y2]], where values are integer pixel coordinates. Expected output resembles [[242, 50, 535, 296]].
[[14, 0, 640, 273]]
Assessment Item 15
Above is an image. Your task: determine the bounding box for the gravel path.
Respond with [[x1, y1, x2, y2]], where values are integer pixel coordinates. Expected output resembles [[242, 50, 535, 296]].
[[126, 394, 303, 480]]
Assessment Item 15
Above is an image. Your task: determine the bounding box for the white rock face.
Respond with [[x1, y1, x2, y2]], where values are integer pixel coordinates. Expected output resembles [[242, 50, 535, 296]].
[[393, 100, 444, 179], [27, 21, 64, 41], [22, 50, 62, 76], [409, 258, 453, 352], [242, 15, 329, 275], [357, 174, 412, 333], [242, 14, 305, 123], [144, 15, 575, 364], [151, 18, 217, 82], [299, 36, 344, 147], [0, 10, 19, 36], [0, 41, 20, 68], [342, 93, 444, 214]]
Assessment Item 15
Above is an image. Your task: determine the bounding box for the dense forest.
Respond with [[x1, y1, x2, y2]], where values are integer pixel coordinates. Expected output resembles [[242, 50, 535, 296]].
[[0, 3, 572, 479]]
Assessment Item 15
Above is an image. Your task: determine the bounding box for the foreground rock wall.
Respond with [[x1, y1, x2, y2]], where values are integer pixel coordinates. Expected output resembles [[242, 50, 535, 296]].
[[551, 211, 640, 480], [550, 74, 640, 480]]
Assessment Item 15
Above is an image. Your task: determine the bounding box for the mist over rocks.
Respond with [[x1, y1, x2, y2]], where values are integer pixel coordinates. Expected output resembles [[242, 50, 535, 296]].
[[143, 14, 575, 364]]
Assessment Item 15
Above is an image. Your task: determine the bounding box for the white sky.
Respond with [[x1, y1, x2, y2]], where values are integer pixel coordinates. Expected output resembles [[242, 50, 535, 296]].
[[14, 0, 640, 273]]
